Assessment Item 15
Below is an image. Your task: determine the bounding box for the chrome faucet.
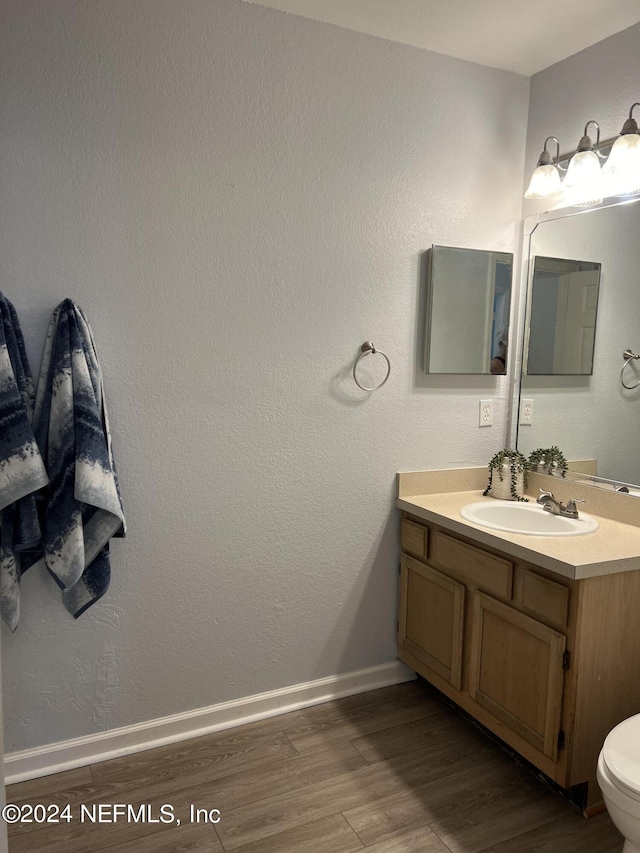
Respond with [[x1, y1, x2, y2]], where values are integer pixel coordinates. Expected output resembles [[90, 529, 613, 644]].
[[537, 490, 585, 519]]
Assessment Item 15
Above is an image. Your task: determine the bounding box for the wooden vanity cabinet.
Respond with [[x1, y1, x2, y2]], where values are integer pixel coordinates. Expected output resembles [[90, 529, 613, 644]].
[[398, 512, 640, 810]]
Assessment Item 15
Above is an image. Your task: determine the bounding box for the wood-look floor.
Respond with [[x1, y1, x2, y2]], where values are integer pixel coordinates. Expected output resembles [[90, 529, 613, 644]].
[[6, 681, 624, 852]]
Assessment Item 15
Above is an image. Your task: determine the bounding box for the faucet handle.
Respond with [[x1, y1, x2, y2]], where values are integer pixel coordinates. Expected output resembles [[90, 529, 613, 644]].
[[565, 498, 585, 511], [537, 489, 554, 503]]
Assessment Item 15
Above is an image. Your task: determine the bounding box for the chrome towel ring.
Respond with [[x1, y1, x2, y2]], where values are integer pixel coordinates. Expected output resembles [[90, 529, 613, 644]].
[[621, 349, 640, 389], [353, 341, 391, 391]]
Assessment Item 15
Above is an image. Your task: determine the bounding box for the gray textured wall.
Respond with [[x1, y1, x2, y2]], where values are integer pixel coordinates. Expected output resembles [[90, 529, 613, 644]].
[[0, 0, 528, 752]]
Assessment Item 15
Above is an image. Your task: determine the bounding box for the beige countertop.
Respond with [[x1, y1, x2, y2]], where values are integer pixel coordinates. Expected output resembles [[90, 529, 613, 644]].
[[397, 468, 640, 581]]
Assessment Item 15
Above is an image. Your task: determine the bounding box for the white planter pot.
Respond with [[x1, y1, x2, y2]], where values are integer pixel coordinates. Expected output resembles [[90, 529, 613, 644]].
[[533, 463, 562, 478], [489, 464, 525, 500]]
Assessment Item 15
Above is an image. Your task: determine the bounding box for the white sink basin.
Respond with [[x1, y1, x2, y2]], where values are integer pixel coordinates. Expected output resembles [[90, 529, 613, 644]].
[[460, 500, 599, 536]]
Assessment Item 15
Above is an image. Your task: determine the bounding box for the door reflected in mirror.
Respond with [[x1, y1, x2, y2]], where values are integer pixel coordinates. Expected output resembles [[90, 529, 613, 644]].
[[424, 245, 513, 375], [526, 256, 601, 375]]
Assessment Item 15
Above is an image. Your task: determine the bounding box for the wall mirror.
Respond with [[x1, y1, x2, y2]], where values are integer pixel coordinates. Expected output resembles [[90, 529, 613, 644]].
[[516, 196, 640, 490], [526, 256, 601, 375], [424, 245, 513, 374]]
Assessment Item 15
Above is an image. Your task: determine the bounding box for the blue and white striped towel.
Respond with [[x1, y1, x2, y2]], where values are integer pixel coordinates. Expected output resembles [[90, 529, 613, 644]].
[[32, 299, 125, 618], [0, 293, 49, 630]]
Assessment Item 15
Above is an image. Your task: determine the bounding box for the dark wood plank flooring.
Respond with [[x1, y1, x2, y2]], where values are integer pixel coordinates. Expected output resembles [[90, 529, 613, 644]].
[[6, 681, 624, 852]]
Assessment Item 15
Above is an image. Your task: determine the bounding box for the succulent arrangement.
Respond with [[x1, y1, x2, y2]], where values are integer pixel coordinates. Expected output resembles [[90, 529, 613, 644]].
[[528, 446, 568, 478], [483, 449, 529, 501]]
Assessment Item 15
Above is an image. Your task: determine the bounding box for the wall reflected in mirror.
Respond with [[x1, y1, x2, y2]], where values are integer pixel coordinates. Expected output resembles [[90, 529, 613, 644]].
[[526, 256, 601, 375], [424, 245, 513, 374], [517, 198, 640, 490]]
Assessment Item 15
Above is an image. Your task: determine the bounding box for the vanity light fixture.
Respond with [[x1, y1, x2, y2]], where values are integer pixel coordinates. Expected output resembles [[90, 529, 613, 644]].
[[602, 103, 640, 197], [562, 120, 605, 206], [525, 101, 640, 205], [524, 136, 563, 199]]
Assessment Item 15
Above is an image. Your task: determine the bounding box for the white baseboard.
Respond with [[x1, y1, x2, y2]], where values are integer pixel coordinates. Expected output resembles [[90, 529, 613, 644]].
[[5, 660, 415, 785]]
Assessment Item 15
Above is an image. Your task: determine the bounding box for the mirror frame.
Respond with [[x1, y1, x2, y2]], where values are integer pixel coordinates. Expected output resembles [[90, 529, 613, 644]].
[[510, 194, 640, 493]]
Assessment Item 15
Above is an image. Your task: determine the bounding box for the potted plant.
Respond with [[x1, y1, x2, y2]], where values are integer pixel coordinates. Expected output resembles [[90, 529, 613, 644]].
[[483, 449, 529, 501], [528, 446, 568, 478]]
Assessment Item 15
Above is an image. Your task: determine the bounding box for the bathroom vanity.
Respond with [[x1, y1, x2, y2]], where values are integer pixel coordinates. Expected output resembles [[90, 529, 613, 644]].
[[397, 467, 640, 813]]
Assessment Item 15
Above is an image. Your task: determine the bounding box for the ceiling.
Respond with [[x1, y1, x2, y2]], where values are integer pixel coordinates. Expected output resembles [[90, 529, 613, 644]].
[[243, 0, 640, 76]]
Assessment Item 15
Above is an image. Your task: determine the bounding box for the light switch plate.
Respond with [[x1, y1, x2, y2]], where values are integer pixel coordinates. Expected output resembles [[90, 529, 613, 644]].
[[520, 399, 534, 425]]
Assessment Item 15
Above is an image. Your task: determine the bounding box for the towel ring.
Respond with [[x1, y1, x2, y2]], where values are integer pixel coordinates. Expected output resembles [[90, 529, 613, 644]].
[[621, 349, 640, 390], [353, 341, 391, 391]]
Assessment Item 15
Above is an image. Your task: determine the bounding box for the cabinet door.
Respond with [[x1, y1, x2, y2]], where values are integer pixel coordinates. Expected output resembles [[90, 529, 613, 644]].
[[469, 592, 566, 761], [399, 554, 465, 690]]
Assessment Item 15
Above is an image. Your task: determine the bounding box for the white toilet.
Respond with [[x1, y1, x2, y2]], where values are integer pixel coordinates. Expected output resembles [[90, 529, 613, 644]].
[[598, 714, 640, 852]]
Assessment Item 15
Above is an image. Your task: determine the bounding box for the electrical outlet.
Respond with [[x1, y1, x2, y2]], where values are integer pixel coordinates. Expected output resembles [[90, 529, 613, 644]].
[[479, 399, 493, 427], [520, 398, 534, 425]]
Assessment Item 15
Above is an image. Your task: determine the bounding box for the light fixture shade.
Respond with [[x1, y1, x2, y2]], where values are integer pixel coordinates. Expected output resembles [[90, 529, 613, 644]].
[[602, 133, 640, 196], [563, 150, 604, 205], [524, 164, 563, 199]]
